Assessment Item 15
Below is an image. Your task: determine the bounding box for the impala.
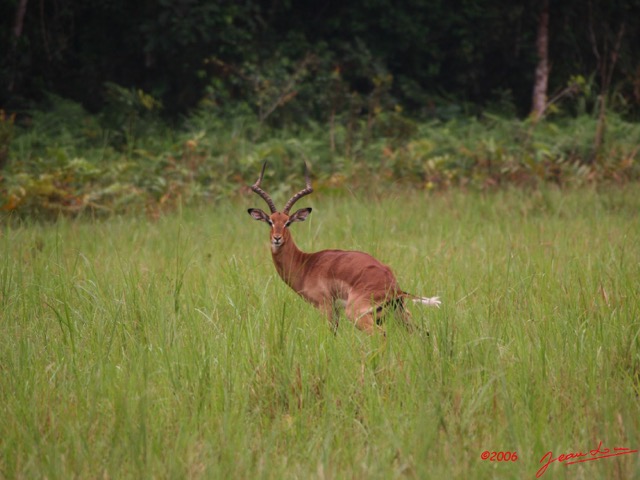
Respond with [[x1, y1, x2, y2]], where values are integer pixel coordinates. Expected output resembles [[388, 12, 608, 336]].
[[247, 162, 440, 335]]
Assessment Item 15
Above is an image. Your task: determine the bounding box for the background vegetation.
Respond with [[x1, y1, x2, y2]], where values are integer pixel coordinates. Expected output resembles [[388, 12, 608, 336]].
[[2, 1, 640, 219], [1, 102, 639, 219], [3, 0, 640, 118]]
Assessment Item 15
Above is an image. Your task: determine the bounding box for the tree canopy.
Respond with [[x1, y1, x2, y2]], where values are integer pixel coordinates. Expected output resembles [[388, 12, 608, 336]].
[[2, 0, 640, 121]]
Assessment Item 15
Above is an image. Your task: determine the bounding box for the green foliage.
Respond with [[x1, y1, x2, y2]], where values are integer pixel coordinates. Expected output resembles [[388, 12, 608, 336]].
[[3, 1, 640, 119], [1, 97, 639, 220], [100, 83, 164, 149]]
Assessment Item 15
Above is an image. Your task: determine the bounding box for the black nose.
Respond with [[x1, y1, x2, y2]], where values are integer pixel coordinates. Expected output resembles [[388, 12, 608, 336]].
[[273, 235, 282, 242]]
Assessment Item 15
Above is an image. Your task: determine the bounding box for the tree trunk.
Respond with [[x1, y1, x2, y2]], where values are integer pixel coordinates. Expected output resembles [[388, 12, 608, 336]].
[[13, 0, 29, 38], [530, 0, 549, 122], [589, 16, 625, 162], [9, 0, 29, 92]]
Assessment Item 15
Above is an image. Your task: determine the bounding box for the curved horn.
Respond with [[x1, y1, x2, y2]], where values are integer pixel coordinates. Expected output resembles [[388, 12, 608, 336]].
[[283, 162, 313, 214], [250, 161, 277, 213]]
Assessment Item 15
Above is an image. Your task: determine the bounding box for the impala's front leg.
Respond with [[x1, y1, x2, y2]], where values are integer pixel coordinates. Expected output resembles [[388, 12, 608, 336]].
[[317, 301, 339, 334]]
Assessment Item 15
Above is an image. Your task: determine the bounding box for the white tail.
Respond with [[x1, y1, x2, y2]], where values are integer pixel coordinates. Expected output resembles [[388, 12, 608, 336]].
[[410, 296, 442, 306], [248, 162, 440, 335]]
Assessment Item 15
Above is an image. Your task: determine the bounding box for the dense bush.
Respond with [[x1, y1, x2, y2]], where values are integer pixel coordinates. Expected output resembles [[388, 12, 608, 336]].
[[1, 96, 639, 221]]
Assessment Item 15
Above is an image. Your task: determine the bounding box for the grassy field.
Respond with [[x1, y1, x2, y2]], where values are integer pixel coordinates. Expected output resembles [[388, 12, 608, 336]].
[[1, 186, 639, 479]]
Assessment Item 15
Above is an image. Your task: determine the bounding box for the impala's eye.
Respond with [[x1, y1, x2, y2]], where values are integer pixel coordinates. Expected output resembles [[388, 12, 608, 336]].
[[284, 221, 291, 228]]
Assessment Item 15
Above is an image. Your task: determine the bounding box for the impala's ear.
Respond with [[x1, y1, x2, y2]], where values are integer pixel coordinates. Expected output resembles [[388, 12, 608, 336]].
[[248, 208, 271, 223], [288, 207, 312, 223]]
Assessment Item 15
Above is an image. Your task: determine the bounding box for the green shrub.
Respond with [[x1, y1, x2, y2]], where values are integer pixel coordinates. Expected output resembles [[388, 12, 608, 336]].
[[2, 98, 639, 221]]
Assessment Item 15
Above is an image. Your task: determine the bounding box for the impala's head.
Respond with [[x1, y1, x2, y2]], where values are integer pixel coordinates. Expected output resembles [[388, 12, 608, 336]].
[[248, 162, 313, 253]]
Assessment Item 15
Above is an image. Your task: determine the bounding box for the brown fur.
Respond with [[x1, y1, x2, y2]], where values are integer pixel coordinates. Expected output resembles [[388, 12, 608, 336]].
[[249, 209, 425, 335]]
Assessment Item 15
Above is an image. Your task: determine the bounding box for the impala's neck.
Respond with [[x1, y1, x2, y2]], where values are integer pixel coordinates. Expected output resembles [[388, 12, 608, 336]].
[[271, 234, 310, 292]]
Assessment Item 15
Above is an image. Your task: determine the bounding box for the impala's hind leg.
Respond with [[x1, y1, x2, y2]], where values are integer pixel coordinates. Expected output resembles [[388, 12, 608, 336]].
[[354, 312, 377, 335], [396, 302, 416, 332], [347, 298, 385, 336], [388, 297, 431, 335]]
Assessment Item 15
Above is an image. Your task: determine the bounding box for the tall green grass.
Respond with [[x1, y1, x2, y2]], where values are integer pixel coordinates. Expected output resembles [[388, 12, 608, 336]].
[[1, 187, 639, 479]]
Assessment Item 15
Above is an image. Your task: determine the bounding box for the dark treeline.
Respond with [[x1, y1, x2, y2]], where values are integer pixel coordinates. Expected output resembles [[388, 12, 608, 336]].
[[2, 0, 640, 121]]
